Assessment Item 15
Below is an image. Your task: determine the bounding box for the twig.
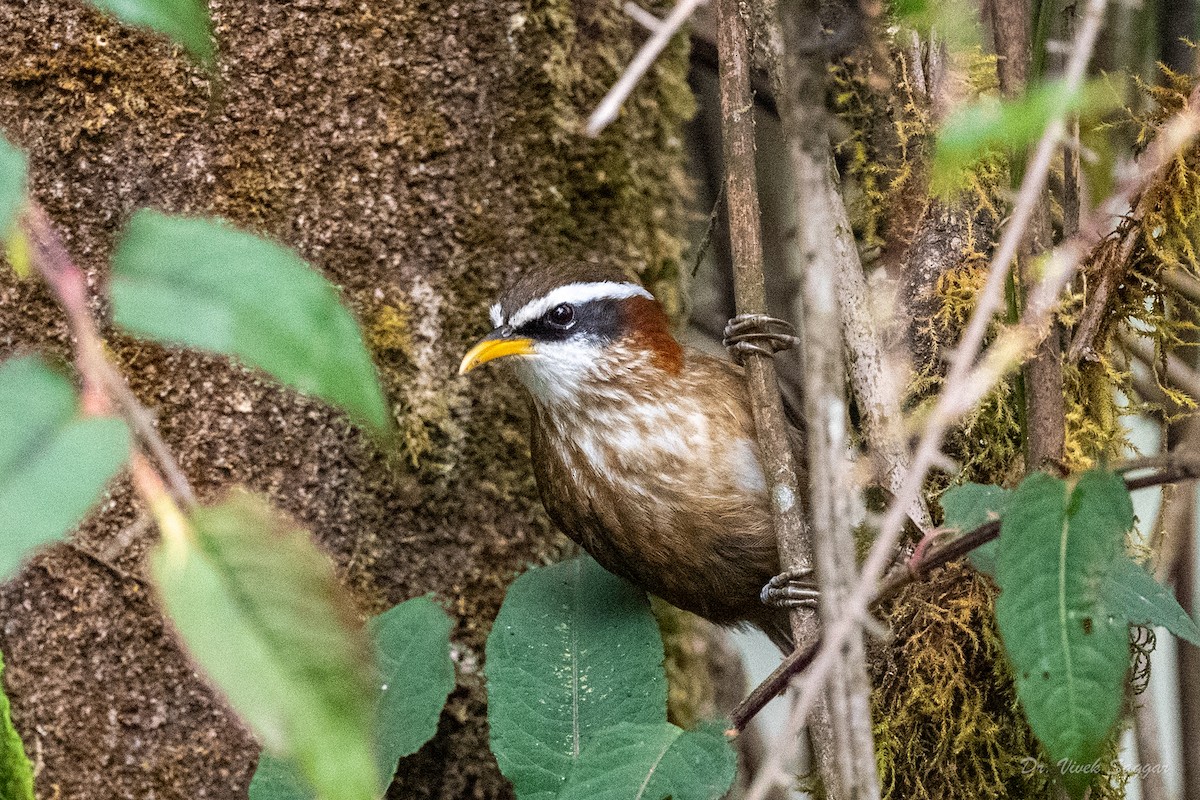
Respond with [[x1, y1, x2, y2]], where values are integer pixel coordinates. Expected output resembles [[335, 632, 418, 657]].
[[716, 0, 811, 652], [21, 203, 197, 510], [730, 457, 1200, 730], [690, 181, 725, 278], [826, 158, 931, 530], [624, 2, 664, 32], [585, 0, 707, 137], [1121, 330, 1200, 401]]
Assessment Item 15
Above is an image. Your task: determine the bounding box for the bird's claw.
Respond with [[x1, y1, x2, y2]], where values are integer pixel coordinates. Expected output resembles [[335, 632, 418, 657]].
[[761, 567, 819, 609], [723, 314, 799, 365]]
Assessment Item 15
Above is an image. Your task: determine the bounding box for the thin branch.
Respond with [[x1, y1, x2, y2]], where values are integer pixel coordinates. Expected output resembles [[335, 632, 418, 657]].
[[21, 203, 197, 509], [827, 156, 932, 529], [585, 0, 707, 137], [731, 456, 1200, 731], [624, 2, 665, 32]]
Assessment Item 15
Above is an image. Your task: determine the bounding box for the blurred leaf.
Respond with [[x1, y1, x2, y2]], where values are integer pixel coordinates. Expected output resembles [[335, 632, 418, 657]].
[[151, 489, 379, 800], [0, 649, 34, 800], [248, 754, 318, 800], [86, 0, 214, 66], [248, 595, 456, 800], [559, 721, 736, 800], [0, 356, 131, 579], [932, 79, 1121, 195], [1109, 557, 1200, 646], [994, 470, 1133, 797], [0, 133, 27, 248], [5, 228, 31, 280], [112, 210, 390, 432], [486, 555, 667, 800], [893, 0, 981, 47]]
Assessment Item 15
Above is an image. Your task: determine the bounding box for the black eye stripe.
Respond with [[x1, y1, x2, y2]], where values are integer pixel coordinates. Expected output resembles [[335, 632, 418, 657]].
[[513, 299, 623, 343]]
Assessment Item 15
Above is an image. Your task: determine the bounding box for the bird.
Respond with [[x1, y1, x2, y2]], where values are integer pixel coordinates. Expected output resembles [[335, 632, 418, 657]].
[[459, 265, 813, 649]]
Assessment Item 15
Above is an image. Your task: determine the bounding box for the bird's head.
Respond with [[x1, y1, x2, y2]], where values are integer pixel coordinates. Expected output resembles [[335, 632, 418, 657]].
[[458, 270, 683, 407]]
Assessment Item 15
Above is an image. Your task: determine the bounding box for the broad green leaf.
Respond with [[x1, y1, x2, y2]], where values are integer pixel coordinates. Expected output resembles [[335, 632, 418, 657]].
[[151, 489, 379, 800], [932, 80, 1120, 195], [1109, 557, 1200, 646], [0, 133, 27, 247], [560, 721, 736, 800], [86, 0, 214, 66], [0, 649, 35, 800], [372, 596, 455, 777], [486, 555, 667, 800], [0, 356, 131, 578], [995, 470, 1133, 797], [112, 211, 390, 432], [941, 482, 1012, 533], [941, 482, 1011, 576], [249, 595, 456, 800]]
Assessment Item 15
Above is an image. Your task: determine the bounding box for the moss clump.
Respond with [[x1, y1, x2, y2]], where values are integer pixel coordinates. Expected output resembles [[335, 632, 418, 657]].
[[871, 565, 1130, 800]]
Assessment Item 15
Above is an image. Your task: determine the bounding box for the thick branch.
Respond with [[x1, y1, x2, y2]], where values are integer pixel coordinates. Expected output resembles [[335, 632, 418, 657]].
[[716, 0, 811, 652], [741, 2, 881, 799], [714, 1, 852, 797]]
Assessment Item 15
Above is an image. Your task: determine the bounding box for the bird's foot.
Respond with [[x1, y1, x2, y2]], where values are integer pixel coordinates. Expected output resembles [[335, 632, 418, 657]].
[[723, 314, 799, 364], [761, 567, 819, 609]]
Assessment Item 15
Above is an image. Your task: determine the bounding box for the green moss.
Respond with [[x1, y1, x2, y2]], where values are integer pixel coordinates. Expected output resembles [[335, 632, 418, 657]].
[[508, 0, 695, 319]]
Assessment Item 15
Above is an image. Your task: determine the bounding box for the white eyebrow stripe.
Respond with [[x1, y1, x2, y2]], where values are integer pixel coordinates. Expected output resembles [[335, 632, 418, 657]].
[[505, 281, 654, 328]]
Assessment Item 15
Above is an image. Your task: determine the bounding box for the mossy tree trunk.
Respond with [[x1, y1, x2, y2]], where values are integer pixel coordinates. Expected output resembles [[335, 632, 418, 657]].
[[0, 1, 693, 797]]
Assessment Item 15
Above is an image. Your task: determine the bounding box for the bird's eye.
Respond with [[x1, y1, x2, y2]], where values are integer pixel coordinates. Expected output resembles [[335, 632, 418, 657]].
[[545, 303, 576, 329]]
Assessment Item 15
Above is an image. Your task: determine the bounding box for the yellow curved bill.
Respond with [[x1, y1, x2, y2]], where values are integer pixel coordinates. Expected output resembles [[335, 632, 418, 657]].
[[458, 336, 536, 375]]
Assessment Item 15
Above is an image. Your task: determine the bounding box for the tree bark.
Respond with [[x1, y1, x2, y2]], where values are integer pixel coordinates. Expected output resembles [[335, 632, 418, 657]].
[[0, 2, 694, 797]]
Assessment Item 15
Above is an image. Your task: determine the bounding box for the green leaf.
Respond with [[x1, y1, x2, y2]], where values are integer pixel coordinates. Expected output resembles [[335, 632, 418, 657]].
[[0, 649, 35, 800], [248, 755, 315, 800], [932, 79, 1120, 195], [1108, 557, 1200, 646], [111, 210, 390, 432], [893, 0, 980, 48], [151, 489, 380, 800], [941, 482, 1012, 533], [86, 0, 214, 66], [486, 555, 667, 800], [372, 596, 456, 777], [559, 721, 736, 800], [0, 356, 131, 579], [0, 132, 28, 246], [249, 595, 456, 800], [994, 470, 1133, 797], [941, 482, 1011, 576]]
